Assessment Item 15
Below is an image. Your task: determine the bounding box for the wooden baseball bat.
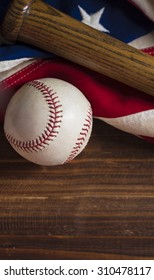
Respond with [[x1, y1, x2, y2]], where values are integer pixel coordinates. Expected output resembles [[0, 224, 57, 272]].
[[2, 0, 154, 96]]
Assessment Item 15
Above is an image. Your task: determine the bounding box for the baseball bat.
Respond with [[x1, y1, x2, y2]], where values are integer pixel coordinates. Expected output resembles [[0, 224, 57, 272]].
[[2, 0, 154, 96]]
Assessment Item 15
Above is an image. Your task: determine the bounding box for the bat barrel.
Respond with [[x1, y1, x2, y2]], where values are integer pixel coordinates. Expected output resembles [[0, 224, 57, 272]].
[[2, 0, 154, 97]]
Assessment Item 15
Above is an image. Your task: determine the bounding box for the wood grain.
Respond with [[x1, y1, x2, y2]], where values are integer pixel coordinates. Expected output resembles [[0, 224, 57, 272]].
[[2, 0, 154, 96], [1, 119, 154, 259]]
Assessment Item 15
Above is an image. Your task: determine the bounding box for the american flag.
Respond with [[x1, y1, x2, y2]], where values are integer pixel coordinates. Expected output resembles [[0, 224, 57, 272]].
[[0, 0, 154, 143]]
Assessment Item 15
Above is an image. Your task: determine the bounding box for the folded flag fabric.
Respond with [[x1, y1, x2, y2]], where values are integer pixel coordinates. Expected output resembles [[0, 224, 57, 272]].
[[0, 0, 154, 143]]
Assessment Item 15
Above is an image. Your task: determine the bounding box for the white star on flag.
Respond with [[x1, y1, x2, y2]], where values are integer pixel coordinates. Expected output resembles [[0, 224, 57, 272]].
[[78, 6, 110, 33]]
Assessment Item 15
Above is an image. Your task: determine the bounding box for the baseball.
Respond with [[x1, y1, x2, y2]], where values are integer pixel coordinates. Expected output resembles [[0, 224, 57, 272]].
[[4, 78, 93, 166]]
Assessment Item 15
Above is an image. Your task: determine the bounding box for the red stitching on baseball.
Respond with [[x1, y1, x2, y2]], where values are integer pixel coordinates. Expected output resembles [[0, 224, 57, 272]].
[[142, 47, 154, 55], [5, 80, 63, 153], [65, 105, 92, 163]]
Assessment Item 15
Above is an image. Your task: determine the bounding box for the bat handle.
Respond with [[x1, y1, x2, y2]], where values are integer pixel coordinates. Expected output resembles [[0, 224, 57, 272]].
[[2, 0, 154, 96]]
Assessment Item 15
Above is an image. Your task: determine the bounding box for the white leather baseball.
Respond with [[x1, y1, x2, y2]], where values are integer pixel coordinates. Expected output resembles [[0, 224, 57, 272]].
[[4, 78, 93, 166]]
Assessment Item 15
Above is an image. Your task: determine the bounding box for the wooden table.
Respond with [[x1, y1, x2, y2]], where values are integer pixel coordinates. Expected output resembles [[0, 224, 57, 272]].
[[0, 119, 154, 260]]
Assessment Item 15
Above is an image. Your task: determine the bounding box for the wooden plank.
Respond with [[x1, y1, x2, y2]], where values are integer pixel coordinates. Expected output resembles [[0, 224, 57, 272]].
[[1, 119, 154, 259]]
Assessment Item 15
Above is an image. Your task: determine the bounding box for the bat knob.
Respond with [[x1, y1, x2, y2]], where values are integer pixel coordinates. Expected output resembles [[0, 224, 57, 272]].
[[2, 0, 33, 41]]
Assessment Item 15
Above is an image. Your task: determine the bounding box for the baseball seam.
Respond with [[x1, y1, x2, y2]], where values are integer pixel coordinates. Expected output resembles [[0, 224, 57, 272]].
[[64, 105, 92, 163], [143, 47, 154, 55], [5, 80, 63, 153]]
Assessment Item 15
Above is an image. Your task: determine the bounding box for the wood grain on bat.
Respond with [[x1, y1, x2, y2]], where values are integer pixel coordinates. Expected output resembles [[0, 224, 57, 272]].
[[2, 0, 154, 96]]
